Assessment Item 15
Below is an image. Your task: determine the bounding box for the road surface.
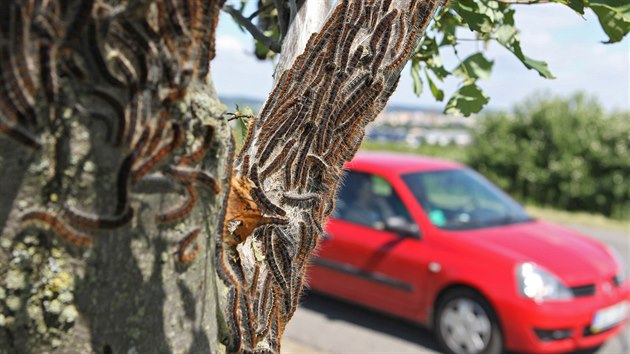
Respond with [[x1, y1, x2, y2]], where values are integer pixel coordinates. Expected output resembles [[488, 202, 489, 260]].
[[283, 223, 630, 354]]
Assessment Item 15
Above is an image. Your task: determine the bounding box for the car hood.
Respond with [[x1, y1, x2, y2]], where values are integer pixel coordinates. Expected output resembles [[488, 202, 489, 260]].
[[444, 220, 616, 286]]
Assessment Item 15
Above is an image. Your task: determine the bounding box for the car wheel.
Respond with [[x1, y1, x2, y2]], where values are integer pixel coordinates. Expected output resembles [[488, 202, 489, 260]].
[[434, 288, 503, 354]]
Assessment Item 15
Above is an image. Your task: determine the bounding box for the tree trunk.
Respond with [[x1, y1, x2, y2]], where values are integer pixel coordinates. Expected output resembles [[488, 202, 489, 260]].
[[0, 1, 230, 353], [217, 0, 440, 352], [0, 0, 442, 353]]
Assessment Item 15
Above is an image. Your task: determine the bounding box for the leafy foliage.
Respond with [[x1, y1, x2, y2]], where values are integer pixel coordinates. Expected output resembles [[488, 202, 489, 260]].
[[445, 83, 489, 116], [579, 0, 630, 43], [468, 93, 630, 219], [408, 0, 629, 116]]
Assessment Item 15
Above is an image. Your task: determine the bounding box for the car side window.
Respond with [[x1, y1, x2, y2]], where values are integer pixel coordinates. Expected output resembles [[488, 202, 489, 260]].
[[334, 171, 414, 231]]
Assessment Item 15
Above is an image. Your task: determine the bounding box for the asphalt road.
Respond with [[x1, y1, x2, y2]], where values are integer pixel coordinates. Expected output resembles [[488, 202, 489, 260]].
[[283, 223, 630, 354]]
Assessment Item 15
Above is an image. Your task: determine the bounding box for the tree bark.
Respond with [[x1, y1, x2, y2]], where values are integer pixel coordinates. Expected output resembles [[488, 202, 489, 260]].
[[0, 1, 230, 353], [217, 0, 441, 352]]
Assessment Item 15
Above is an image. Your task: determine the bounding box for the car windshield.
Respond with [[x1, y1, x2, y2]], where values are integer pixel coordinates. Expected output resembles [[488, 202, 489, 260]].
[[402, 168, 533, 230]]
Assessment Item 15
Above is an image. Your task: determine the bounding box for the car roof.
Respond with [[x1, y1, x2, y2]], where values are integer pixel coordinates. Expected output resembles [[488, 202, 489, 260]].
[[345, 151, 464, 175]]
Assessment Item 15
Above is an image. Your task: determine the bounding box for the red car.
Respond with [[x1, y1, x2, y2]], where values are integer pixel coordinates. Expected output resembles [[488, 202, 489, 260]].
[[308, 152, 629, 354]]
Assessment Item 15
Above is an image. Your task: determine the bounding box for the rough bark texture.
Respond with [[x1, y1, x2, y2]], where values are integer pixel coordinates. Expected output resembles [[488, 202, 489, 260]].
[[0, 1, 231, 353], [217, 0, 441, 352]]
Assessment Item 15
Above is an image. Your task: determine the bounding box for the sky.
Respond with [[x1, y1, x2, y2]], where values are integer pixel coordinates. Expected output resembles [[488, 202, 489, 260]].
[[211, 2, 629, 112]]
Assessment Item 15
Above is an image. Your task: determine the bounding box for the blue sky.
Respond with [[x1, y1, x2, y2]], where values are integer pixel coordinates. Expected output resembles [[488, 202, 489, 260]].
[[211, 2, 629, 112]]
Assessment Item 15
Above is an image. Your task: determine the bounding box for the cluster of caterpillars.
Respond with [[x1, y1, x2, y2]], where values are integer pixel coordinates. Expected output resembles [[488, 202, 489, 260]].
[[216, 0, 440, 352], [1, 0, 225, 265]]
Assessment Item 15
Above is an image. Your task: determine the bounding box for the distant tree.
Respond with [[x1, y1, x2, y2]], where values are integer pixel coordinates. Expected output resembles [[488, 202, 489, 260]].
[[469, 92, 630, 218], [0, 1, 627, 353]]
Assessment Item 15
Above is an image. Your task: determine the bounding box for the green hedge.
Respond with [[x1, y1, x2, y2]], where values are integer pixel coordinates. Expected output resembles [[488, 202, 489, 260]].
[[468, 93, 630, 219]]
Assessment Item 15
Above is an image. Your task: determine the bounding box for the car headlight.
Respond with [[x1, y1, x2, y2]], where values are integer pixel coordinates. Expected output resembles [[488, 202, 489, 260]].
[[516, 262, 573, 301], [607, 246, 627, 285]]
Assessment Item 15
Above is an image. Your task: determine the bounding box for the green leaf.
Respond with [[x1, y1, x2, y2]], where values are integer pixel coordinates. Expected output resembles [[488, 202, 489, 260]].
[[566, 0, 587, 14], [590, 1, 630, 43], [436, 11, 462, 46], [426, 54, 450, 80], [410, 61, 424, 97], [495, 25, 555, 79], [453, 53, 494, 80], [445, 84, 489, 117], [551, 0, 587, 15], [476, 0, 504, 24], [414, 36, 440, 59], [492, 13, 554, 79], [254, 40, 271, 59], [238, 117, 248, 140], [519, 54, 555, 79], [236, 105, 254, 117], [505, 41, 555, 79], [425, 69, 445, 102], [590, 0, 630, 16], [502, 8, 516, 26], [234, 104, 253, 142], [494, 24, 518, 46], [453, 0, 494, 33]]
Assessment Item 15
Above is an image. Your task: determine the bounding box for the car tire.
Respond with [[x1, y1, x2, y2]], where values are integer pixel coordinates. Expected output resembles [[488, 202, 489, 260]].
[[434, 288, 503, 354]]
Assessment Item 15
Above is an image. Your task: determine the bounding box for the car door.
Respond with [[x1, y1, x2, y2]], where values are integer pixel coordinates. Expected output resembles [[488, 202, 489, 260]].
[[310, 170, 429, 319]]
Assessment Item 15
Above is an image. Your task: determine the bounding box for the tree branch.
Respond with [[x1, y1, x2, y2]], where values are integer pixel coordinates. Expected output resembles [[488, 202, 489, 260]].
[[288, 0, 298, 22], [223, 4, 282, 53], [274, 0, 289, 39], [247, 2, 274, 21]]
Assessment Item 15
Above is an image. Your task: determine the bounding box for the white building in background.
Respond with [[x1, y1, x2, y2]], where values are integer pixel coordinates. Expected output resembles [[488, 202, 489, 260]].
[[424, 129, 473, 146], [374, 109, 476, 128], [367, 107, 476, 146]]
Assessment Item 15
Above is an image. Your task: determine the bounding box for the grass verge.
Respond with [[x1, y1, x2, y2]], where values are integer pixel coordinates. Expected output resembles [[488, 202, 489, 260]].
[[360, 140, 469, 163], [525, 205, 629, 233]]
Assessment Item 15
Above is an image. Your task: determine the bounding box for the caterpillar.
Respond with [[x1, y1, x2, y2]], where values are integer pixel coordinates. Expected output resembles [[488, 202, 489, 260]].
[[174, 228, 201, 264], [155, 182, 197, 225], [62, 204, 134, 230], [21, 210, 92, 247]]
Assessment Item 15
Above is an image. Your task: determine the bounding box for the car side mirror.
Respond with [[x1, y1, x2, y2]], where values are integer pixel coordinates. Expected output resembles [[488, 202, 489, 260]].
[[384, 216, 420, 238]]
